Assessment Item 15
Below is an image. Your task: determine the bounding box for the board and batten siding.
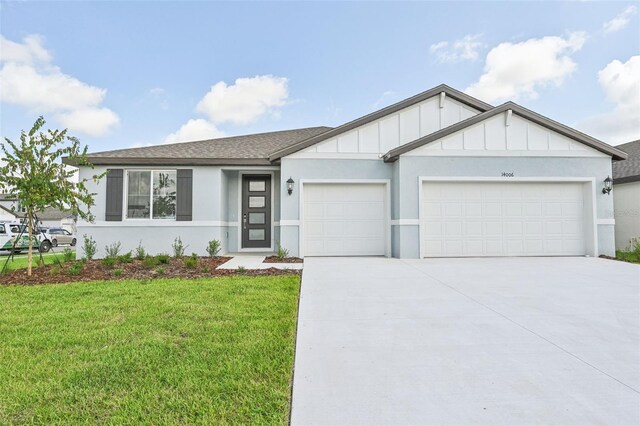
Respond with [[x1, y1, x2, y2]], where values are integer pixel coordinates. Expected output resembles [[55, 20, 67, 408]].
[[288, 95, 479, 157], [404, 113, 608, 157]]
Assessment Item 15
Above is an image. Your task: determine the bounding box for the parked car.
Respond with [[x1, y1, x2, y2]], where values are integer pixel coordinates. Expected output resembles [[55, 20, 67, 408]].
[[45, 228, 77, 247], [0, 222, 52, 253]]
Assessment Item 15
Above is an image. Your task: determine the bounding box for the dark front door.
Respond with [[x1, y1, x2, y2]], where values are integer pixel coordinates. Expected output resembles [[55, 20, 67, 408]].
[[242, 175, 271, 248]]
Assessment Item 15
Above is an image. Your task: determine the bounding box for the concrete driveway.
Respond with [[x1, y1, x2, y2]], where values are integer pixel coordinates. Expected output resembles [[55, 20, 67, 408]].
[[291, 257, 640, 425]]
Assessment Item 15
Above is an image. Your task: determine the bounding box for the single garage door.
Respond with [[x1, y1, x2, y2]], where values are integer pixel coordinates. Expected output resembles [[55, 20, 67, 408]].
[[303, 183, 386, 256], [422, 181, 587, 257]]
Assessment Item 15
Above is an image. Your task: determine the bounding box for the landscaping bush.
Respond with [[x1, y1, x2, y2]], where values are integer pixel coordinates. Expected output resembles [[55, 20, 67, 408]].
[[156, 266, 166, 275], [112, 268, 123, 277], [206, 239, 221, 257], [142, 256, 160, 269], [102, 257, 116, 269], [172, 237, 187, 258], [616, 237, 640, 263], [157, 253, 171, 264], [67, 262, 83, 276], [117, 251, 133, 264], [82, 235, 97, 260], [277, 243, 289, 260], [237, 266, 247, 274], [105, 242, 122, 259], [183, 256, 198, 269], [62, 248, 75, 263], [49, 264, 62, 276], [135, 241, 146, 260]]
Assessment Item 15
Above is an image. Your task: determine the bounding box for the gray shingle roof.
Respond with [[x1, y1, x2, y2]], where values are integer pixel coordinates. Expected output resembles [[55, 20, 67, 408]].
[[73, 127, 332, 166], [613, 140, 640, 184]]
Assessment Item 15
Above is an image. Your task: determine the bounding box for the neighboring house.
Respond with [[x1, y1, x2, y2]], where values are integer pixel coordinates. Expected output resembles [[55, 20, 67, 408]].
[[0, 205, 20, 222], [0, 193, 20, 213], [612, 140, 640, 251], [64, 84, 627, 259]]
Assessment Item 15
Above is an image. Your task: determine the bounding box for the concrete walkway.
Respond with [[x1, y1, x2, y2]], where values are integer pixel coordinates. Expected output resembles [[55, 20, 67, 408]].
[[291, 257, 640, 425]]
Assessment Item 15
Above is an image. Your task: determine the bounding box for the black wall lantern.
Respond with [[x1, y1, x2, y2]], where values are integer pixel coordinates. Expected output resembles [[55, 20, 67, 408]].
[[286, 177, 295, 195], [602, 176, 612, 195]]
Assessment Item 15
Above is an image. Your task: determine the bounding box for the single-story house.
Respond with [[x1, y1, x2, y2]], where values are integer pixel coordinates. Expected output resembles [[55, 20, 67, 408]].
[[612, 140, 640, 251], [65, 84, 627, 259]]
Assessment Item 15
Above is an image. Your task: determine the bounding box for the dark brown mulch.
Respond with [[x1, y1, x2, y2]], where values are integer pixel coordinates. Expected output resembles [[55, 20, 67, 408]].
[[263, 256, 304, 264], [0, 256, 300, 286]]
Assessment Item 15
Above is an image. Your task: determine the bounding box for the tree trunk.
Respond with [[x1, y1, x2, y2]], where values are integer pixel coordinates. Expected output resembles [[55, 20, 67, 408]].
[[27, 210, 33, 277]]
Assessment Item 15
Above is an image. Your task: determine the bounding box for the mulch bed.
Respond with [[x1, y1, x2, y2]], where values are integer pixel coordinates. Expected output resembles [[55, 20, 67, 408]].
[[263, 256, 303, 264], [0, 256, 300, 286]]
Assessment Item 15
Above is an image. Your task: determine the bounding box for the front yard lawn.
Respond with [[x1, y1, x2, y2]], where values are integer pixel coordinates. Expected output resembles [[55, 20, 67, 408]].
[[0, 276, 300, 424]]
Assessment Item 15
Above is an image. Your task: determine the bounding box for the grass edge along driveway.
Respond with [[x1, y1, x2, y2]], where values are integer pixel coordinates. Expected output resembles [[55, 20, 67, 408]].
[[0, 275, 300, 425]]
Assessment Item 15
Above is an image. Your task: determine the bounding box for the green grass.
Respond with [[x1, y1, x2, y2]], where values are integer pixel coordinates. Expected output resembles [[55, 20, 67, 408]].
[[0, 252, 66, 272], [0, 276, 301, 424]]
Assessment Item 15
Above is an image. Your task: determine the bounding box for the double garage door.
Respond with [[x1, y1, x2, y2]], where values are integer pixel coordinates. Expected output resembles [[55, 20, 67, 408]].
[[422, 181, 588, 257], [301, 181, 588, 257]]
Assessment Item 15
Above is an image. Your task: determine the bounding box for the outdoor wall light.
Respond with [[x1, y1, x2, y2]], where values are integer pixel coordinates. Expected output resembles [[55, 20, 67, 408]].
[[286, 177, 295, 195], [602, 176, 612, 195]]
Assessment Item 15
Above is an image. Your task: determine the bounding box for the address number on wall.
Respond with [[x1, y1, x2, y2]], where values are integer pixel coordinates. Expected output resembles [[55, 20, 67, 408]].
[[501, 172, 515, 177]]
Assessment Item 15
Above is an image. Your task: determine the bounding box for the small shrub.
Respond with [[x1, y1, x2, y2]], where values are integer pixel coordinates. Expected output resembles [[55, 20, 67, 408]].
[[143, 256, 160, 269], [102, 257, 116, 268], [237, 266, 247, 274], [277, 243, 290, 260], [49, 264, 62, 275], [117, 251, 133, 264], [202, 265, 210, 273], [135, 241, 146, 260], [183, 256, 198, 269], [112, 268, 123, 277], [206, 239, 221, 257], [105, 242, 122, 259], [172, 237, 187, 258], [157, 253, 171, 264], [156, 266, 166, 275], [82, 234, 97, 260], [62, 248, 75, 263], [67, 262, 83, 276]]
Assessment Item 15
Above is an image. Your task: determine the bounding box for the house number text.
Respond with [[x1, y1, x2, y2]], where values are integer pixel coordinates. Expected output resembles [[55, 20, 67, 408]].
[[501, 172, 514, 177]]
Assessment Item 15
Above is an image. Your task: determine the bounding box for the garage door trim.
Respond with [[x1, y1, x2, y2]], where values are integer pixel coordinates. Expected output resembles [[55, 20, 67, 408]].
[[418, 176, 598, 258], [299, 179, 391, 257]]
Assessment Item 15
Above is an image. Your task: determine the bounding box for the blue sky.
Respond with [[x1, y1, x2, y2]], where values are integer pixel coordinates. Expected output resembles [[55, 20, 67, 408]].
[[1, 1, 638, 152]]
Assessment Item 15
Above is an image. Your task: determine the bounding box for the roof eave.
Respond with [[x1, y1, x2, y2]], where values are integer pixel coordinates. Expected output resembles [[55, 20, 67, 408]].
[[613, 175, 640, 185], [384, 102, 628, 162], [68, 157, 275, 167], [268, 84, 494, 161]]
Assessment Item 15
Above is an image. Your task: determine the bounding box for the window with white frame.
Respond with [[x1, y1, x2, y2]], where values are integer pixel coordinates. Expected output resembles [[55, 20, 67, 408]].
[[126, 170, 177, 219]]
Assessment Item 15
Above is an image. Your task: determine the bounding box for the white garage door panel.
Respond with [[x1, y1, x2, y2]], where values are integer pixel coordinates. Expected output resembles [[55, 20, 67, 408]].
[[422, 182, 586, 257], [303, 184, 386, 256]]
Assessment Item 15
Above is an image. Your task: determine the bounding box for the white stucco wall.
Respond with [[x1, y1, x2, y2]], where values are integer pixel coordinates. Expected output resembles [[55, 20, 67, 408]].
[[613, 181, 640, 251]]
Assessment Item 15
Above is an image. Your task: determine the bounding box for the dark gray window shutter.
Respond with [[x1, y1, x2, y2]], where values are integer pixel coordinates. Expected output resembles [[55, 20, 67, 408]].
[[105, 169, 124, 221], [176, 169, 193, 221]]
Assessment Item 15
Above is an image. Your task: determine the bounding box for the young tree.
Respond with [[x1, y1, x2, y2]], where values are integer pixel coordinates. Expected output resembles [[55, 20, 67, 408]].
[[0, 117, 103, 276]]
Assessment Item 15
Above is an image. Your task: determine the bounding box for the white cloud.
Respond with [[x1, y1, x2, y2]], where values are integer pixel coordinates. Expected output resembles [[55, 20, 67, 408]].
[[164, 119, 225, 144], [465, 32, 587, 103], [196, 75, 288, 125], [55, 108, 120, 138], [577, 55, 640, 145], [603, 6, 637, 33], [0, 34, 119, 136], [0, 34, 51, 64], [430, 34, 484, 63]]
